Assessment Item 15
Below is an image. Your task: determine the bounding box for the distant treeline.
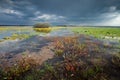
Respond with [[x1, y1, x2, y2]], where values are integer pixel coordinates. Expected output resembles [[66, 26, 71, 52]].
[[0, 25, 32, 26], [56, 25, 120, 28]]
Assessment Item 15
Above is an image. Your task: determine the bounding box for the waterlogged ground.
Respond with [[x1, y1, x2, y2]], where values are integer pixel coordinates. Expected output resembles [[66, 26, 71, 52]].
[[0, 26, 120, 80], [0, 27, 119, 53], [0, 27, 70, 53]]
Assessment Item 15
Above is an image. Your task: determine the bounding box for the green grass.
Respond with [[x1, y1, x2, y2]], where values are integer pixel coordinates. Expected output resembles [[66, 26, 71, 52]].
[[70, 27, 120, 37]]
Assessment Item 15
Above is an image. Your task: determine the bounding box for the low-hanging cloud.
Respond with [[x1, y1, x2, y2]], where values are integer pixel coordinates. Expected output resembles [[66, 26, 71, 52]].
[[0, 0, 120, 26]]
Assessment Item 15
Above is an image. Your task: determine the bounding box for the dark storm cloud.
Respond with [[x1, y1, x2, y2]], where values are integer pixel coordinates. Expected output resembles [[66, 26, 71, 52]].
[[0, 0, 120, 25]]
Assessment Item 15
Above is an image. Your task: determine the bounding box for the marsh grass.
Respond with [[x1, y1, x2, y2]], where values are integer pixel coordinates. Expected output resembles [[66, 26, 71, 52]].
[[70, 27, 120, 38], [0, 53, 41, 80], [45, 36, 119, 80], [0, 36, 119, 80]]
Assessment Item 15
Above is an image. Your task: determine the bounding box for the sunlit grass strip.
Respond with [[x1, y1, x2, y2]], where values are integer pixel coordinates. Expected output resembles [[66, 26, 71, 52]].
[[0, 26, 33, 31], [70, 27, 120, 37]]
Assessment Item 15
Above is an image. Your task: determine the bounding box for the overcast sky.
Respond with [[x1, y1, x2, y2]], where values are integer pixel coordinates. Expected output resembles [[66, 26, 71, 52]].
[[0, 0, 120, 26]]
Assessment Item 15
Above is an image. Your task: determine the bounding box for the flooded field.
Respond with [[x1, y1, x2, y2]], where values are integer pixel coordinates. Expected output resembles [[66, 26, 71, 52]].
[[0, 26, 120, 80]]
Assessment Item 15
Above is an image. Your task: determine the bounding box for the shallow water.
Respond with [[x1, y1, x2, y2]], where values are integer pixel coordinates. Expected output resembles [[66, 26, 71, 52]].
[[46, 28, 74, 36], [0, 29, 35, 39], [0, 28, 119, 54], [0, 36, 50, 53], [0, 28, 74, 53]]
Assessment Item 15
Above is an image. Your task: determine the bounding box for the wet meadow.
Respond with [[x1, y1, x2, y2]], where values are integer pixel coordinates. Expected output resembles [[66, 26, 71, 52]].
[[0, 26, 120, 80]]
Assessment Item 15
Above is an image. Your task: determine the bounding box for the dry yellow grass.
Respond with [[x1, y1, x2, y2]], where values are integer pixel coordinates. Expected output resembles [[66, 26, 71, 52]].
[[0, 26, 64, 31], [0, 26, 32, 30]]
